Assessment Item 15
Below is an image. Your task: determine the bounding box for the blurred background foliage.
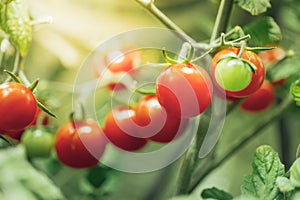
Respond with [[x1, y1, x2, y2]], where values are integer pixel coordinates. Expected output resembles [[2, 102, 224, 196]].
[[0, 0, 299, 199]]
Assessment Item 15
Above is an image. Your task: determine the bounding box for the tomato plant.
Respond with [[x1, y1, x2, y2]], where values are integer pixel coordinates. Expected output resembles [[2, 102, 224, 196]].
[[0, 82, 37, 131], [55, 119, 106, 168], [211, 48, 265, 98], [135, 95, 189, 143], [240, 81, 275, 112], [156, 63, 213, 118], [103, 106, 147, 151], [21, 128, 54, 158]]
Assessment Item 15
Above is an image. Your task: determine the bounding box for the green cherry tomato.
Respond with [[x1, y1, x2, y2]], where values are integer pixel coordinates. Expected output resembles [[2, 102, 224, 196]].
[[21, 128, 54, 158], [215, 57, 252, 92]]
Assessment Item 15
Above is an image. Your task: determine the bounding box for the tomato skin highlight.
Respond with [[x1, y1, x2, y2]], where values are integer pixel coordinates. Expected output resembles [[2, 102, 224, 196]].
[[240, 81, 275, 112], [134, 95, 189, 143], [55, 120, 106, 168], [211, 48, 265, 98], [156, 63, 213, 118], [0, 82, 37, 131], [103, 107, 147, 151]]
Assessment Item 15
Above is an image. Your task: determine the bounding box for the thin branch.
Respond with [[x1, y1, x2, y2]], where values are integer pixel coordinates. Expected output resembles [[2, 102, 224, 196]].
[[188, 95, 293, 193]]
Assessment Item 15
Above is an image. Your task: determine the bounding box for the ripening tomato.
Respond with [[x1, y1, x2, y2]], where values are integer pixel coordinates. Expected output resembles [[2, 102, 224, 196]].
[[156, 63, 213, 118], [103, 107, 147, 151], [240, 81, 275, 112], [134, 95, 189, 143], [0, 82, 37, 131], [211, 48, 265, 98], [55, 120, 106, 168]]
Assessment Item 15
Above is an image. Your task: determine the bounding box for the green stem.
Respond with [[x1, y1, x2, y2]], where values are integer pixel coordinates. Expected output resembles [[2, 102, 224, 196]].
[[187, 95, 293, 193], [210, 0, 234, 42], [133, 0, 196, 44]]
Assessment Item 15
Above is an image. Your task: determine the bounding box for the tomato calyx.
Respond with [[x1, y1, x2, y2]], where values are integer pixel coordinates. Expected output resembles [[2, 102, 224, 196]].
[[162, 42, 194, 65]]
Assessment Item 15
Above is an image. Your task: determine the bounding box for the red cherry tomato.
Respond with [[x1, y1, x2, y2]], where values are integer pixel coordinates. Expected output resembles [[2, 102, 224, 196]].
[[156, 63, 213, 118], [134, 95, 189, 143], [103, 107, 147, 151], [0, 82, 37, 131], [1, 129, 24, 141], [30, 107, 49, 126], [240, 81, 275, 112], [55, 120, 106, 168], [211, 48, 265, 98], [93, 49, 141, 91]]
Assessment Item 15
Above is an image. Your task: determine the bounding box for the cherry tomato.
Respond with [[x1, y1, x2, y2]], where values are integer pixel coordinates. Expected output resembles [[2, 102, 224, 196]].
[[134, 95, 189, 143], [211, 48, 265, 98], [240, 81, 275, 112], [21, 128, 54, 158], [0, 82, 37, 131], [93, 49, 141, 91], [103, 106, 147, 151], [55, 120, 106, 168], [1, 129, 24, 141], [30, 107, 49, 126], [259, 48, 287, 86], [156, 63, 213, 118], [258, 47, 285, 66]]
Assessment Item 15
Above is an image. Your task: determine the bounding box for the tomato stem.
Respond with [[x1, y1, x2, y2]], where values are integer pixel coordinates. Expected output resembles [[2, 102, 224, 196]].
[[210, 0, 234, 42]]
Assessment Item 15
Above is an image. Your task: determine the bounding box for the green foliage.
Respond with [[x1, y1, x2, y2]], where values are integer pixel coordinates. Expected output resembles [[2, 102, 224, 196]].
[[235, 0, 271, 15], [290, 80, 300, 106], [0, 146, 65, 200], [241, 145, 285, 200], [0, 0, 32, 56], [244, 17, 282, 47], [201, 187, 233, 200]]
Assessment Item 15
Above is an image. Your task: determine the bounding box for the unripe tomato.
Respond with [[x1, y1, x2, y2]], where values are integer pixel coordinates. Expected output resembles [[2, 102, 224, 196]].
[[0, 82, 37, 131], [211, 48, 265, 98], [156, 63, 213, 118], [134, 95, 189, 143], [103, 107, 147, 151], [21, 128, 54, 158], [55, 120, 106, 168], [240, 81, 275, 112]]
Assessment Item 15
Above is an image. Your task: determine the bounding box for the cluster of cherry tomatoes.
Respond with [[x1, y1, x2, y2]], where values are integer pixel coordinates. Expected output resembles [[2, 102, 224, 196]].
[[0, 46, 285, 169]]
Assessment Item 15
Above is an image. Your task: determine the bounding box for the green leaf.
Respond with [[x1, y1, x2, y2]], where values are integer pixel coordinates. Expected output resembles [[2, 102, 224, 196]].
[[0, 0, 32, 56], [201, 187, 233, 200], [290, 158, 300, 187], [0, 146, 65, 200], [244, 17, 282, 46], [270, 57, 300, 81], [241, 145, 285, 200], [290, 80, 300, 107], [276, 177, 295, 192], [235, 0, 271, 15]]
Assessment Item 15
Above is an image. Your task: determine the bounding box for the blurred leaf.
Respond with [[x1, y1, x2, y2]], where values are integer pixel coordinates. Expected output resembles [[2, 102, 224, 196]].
[[290, 158, 300, 187], [168, 195, 194, 200], [276, 177, 295, 193], [290, 80, 300, 106], [0, 146, 65, 200], [0, 0, 32, 56], [235, 0, 271, 15], [244, 17, 282, 46], [270, 56, 300, 81], [201, 187, 233, 200], [241, 145, 285, 200], [291, 190, 300, 200]]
